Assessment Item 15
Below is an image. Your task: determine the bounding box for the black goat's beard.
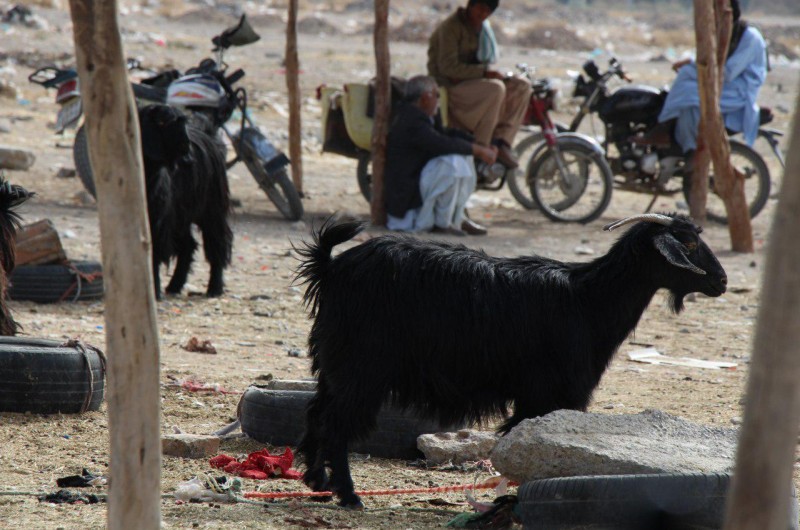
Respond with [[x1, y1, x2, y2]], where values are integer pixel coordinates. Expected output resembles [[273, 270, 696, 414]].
[[669, 291, 686, 314]]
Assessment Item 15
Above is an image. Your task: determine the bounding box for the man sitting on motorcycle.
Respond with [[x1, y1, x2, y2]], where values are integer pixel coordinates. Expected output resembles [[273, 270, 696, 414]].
[[385, 75, 497, 236], [427, 0, 531, 170], [656, 0, 767, 160]]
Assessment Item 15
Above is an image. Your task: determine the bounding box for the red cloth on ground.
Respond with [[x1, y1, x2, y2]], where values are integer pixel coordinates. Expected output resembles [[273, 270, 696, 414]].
[[209, 447, 302, 480]]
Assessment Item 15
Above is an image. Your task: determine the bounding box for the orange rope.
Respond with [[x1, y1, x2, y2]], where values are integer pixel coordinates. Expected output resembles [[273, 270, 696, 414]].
[[243, 480, 517, 500]]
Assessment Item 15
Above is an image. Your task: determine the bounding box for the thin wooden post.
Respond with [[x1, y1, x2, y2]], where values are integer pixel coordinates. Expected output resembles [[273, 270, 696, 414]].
[[286, 0, 303, 195], [370, 0, 390, 226], [694, 0, 753, 252], [724, 84, 800, 530], [68, 1, 161, 528]]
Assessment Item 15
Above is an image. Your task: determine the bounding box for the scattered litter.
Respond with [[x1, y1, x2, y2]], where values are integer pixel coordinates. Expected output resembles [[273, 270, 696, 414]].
[[573, 245, 594, 255], [287, 347, 303, 357], [39, 489, 103, 505], [173, 475, 240, 503], [166, 375, 237, 394], [210, 447, 303, 480], [627, 348, 737, 370], [56, 468, 106, 488], [181, 336, 217, 354]]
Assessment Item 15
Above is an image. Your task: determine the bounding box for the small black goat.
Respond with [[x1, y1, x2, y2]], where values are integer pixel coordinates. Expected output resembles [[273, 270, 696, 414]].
[[295, 213, 727, 508], [138, 104, 232, 297], [0, 177, 33, 335]]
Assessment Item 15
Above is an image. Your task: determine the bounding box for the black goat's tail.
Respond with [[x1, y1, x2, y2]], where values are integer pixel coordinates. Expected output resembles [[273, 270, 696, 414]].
[[294, 217, 365, 316]]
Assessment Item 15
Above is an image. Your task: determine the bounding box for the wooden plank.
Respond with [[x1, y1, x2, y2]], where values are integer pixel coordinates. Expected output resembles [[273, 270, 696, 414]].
[[15, 219, 67, 266]]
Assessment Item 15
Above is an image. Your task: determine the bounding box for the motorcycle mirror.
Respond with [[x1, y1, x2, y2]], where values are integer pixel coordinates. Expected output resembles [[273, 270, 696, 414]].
[[213, 14, 261, 50]]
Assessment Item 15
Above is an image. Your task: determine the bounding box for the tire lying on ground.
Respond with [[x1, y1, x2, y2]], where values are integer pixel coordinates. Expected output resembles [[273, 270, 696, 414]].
[[516, 473, 800, 530], [8, 260, 104, 303], [238, 385, 466, 460], [0, 337, 105, 414]]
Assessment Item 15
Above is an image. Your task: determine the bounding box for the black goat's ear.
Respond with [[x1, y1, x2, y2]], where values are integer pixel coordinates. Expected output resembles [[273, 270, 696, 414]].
[[653, 232, 706, 275]]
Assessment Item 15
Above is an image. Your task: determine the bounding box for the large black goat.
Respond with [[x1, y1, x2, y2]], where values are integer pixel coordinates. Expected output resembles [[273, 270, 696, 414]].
[[138, 104, 232, 297], [294, 213, 728, 508], [0, 177, 33, 335]]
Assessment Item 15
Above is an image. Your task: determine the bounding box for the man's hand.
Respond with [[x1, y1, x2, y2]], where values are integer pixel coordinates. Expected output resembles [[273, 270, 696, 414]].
[[473, 144, 498, 165], [671, 58, 692, 72], [483, 70, 506, 80]]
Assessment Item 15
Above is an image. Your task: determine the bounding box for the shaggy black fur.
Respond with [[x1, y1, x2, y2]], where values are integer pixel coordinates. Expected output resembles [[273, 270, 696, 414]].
[[138, 104, 232, 298], [0, 177, 33, 334], [294, 214, 728, 508]]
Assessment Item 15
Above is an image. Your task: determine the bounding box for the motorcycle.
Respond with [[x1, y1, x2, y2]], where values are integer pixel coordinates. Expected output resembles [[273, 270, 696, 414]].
[[326, 65, 612, 223], [534, 57, 783, 224], [29, 15, 303, 221]]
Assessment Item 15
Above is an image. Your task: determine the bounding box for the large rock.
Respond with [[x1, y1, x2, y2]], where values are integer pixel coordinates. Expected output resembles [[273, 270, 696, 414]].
[[0, 146, 35, 170], [491, 409, 738, 484], [417, 429, 499, 465]]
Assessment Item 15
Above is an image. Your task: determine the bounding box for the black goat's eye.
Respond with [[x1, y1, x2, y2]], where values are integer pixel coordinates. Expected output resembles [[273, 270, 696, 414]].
[[685, 242, 697, 251]]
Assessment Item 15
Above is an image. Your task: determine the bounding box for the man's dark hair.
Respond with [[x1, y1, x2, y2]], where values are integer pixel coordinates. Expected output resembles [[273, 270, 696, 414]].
[[467, 0, 499, 13]]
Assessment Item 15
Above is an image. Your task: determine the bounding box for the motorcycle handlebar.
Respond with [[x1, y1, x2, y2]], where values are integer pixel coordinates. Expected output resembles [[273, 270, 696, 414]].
[[226, 69, 245, 86]]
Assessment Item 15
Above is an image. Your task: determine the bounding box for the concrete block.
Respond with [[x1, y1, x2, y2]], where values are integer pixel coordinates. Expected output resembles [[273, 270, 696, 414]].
[[162, 434, 220, 459], [418, 429, 499, 465]]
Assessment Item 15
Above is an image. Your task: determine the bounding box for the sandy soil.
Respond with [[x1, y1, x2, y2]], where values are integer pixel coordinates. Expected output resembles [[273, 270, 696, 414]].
[[0, 1, 799, 528]]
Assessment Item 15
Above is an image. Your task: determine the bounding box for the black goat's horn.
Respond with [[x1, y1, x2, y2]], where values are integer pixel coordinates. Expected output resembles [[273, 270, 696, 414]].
[[603, 214, 674, 232]]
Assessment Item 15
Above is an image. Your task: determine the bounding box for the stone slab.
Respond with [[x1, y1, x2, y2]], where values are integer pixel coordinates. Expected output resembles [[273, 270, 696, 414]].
[[491, 409, 738, 484]]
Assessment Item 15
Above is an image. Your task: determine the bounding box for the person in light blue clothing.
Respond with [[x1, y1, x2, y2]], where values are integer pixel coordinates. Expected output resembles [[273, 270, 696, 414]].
[[657, 0, 767, 155]]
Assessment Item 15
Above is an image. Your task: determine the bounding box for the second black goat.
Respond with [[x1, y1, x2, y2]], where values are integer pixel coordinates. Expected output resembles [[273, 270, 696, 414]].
[[138, 104, 232, 298]]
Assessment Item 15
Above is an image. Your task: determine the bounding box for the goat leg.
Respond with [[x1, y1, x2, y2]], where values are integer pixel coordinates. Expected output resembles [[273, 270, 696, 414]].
[[299, 394, 332, 501], [200, 220, 231, 298], [165, 233, 197, 295]]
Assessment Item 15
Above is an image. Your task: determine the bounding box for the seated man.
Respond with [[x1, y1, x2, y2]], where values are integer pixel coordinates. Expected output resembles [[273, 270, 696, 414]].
[[385, 75, 497, 236], [427, 0, 531, 169], [657, 0, 766, 157]]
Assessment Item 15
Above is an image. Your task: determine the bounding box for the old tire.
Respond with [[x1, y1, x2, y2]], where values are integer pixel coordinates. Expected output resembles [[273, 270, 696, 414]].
[[73, 125, 97, 199], [356, 151, 372, 202], [0, 336, 105, 414], [517, 473, 798, 530], [238, 386, 465, 460], [8, 260, 104, 303]]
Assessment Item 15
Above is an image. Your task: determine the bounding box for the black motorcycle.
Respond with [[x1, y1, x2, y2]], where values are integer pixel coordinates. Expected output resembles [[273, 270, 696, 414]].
[[525, 57, 783, 224]]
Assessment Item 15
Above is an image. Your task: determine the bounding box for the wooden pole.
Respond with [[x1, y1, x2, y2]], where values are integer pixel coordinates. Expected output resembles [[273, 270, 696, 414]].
[[68, 2, 161, 528], [285, 0, 304, 195], [694, 0, 753, 252], [370, 0, 390, 226], [724, 84, 800, 530]]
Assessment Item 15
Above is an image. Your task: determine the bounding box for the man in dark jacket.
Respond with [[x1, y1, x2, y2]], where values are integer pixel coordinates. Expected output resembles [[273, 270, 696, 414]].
[[385, 75, 496, 235]]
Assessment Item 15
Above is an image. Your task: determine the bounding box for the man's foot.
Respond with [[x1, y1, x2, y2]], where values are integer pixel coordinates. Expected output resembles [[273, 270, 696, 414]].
[[431, 225, 466, 236], [493, 140, 519, 169], [461, 218, 488, 236]]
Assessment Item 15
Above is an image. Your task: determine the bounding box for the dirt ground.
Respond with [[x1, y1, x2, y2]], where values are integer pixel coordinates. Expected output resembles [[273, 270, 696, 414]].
[[0, 1, 799, 528]]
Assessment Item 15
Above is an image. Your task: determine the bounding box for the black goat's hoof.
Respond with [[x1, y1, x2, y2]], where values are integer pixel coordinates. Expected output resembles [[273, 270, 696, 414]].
[[337, 494, 364, 510]]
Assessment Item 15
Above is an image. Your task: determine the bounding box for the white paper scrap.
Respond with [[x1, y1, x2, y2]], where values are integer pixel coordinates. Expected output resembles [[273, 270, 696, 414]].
[[627, 348, 737, 370]]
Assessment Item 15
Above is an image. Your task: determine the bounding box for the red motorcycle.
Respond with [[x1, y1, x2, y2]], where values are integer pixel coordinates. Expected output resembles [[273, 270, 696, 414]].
[[505, 64, 613, 223]]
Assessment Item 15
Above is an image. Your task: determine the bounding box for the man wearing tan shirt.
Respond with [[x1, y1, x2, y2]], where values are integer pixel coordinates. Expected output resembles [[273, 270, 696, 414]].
[[427, 0, 531, 169]]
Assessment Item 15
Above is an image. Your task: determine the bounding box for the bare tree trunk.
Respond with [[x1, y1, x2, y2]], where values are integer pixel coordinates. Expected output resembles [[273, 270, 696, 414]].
[[370, 0, 390, 226], [68, 2, 161, 529], [285, 0, 303, 195], [724, 85, 800, 530], [695, 0, 753, 252]]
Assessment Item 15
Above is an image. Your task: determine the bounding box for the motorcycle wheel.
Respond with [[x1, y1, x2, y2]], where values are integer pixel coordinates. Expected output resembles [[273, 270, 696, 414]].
[[529, 143, 613, 223], [356, 151, 372, 202], [238, 130, 304, 221], [682, 140, 771, 224], [73, 125, 97, 199], [507, 123, 570, 210]]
